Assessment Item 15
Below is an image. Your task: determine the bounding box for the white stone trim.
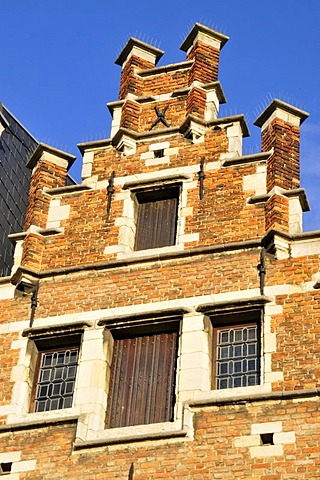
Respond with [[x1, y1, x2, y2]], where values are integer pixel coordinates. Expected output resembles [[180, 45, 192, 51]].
[[145, 156, 170, 166], [250, 444, 283, 457], [111, 172, 198, 258], [0, 281, 15, 300], [260, 107, 301, 130], [149, 141, 170, 151], [243, 166, 267, 196], [123, 45, 158, 68], [81, 151, 94, 180], [46, 199, 70, 229], [110, 106, 122, 138], [205, 88, 219, 122]]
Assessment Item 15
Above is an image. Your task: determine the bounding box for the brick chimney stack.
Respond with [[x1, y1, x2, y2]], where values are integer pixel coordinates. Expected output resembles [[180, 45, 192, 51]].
[[24, 144, 75, 230], [115, 38, 164, 100], [254, 99, 309, 193], [180, 23, 229, 85]]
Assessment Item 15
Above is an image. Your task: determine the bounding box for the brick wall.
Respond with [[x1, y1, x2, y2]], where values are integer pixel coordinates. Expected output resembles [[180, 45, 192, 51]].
[[0, 23, 319, 479]]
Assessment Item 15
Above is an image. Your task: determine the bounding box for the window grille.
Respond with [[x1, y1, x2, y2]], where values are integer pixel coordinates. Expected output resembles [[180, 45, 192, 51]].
[[34, 347, 79, 412], [214, 323, 260, 389]]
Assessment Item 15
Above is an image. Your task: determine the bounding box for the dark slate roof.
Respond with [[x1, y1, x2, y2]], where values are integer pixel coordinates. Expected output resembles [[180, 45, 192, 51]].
[[0, 105, 77, 278], [0, 104, 38, 277]]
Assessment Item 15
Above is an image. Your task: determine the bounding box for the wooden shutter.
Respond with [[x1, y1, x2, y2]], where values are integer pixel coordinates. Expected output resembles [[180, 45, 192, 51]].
[[106, 330, 178, 428], [134, 187, 179, 251]]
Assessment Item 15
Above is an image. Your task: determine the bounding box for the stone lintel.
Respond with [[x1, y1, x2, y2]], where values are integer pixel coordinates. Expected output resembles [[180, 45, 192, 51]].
[[26, 143, 76, 170], [180, 23, 229, 52], [115, 37, 164, 67], [97, 308, 191, 328], [196, 296, 271, 314], [254, 99, 309, 129], [22, 321, 93, 338], [123, 173, 191, 190]]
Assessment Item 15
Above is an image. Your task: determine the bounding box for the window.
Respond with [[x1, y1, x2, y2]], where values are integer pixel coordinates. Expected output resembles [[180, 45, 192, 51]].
[[106, 323, 179, 428], [32, 338, 80, 412], [212, 311, 260, 390], [134, 185, 179, 251]]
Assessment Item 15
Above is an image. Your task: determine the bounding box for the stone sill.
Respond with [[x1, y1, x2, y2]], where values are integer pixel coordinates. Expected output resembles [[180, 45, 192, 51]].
[[74, 422, 188, 449], [189, 387, 320, 408], [0, 413, 78, 432]]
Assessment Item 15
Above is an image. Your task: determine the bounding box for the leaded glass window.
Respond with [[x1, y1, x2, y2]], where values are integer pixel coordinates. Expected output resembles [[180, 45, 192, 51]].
[[34, 347, 79, 412], [215, 324, 259, 389]]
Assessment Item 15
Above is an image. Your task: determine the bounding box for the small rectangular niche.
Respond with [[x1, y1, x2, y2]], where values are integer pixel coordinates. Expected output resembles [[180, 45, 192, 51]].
[[154, 149, 164, 158], [0, 462, 12, 475], [260, 433, 274, 445]]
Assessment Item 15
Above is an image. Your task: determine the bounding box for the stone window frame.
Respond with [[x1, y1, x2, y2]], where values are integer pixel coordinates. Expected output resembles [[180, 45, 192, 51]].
[[134, 184, 180, 251], [196, 297, 271, 396], [7, 322, 90, 425], [97, 309, 187, 432], [116, 173, 197, 259], [211, 312, 261, 390], [104, 317, 180, 429], [31, 341, 80, 413]]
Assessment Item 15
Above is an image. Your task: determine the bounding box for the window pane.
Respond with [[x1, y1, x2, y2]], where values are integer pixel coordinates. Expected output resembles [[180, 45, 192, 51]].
[[215, 324, 259, 390], [34, 346, 79, 412]]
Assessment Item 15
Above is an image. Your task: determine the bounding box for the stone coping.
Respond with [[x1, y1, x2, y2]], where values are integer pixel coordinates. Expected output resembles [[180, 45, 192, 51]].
[[262, 228, 320, 247], [13, 239, 261, 279], [43, 184, 91, 196], [77, 138, 113, 154], [115, 37, 164, 67], [180, 113, 250, 137], [222, 151, 271, 167], [137, 60, 193, 77], [8, 227, 63, 244], [254, 99, 309, 128], [26, 142, 76, 170], [180, 23, 229, 52], [248, 188, 310, 212]]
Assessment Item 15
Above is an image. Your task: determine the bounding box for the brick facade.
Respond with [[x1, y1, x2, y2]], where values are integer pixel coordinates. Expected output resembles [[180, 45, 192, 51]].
[[1, 23, 320, 479]]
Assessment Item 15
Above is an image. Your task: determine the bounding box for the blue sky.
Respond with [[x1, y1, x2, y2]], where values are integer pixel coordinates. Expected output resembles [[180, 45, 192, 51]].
[[1, 0, 320, 230]]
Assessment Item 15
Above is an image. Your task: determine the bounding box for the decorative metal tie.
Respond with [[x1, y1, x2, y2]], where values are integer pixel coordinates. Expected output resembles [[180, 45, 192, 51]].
[[106, 171, 115, 218], [257, 247, 266, 295], [198, 157, 206, 200], [149, 106, 170, 130]]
